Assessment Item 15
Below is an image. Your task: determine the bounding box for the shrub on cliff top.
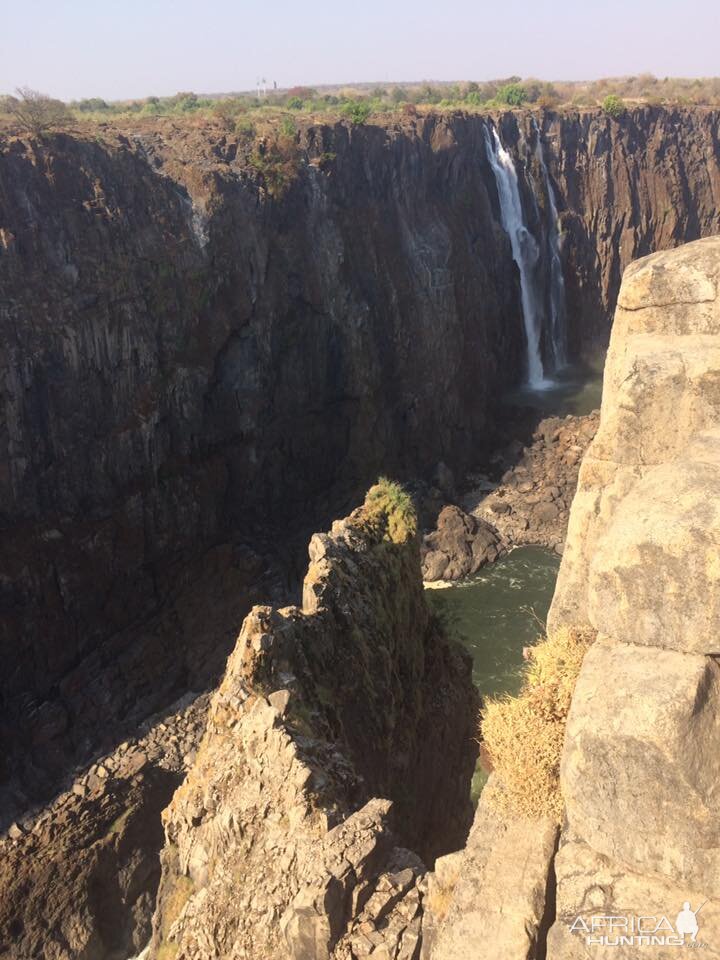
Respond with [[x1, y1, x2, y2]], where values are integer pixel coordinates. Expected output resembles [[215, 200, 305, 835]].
[[602, 93, 626, 118], [363, 477, 417, 544], [497, 83, 528, 107], [342, 100, 373, 125], [249, 126, 300, 197], [481, 625, 594, 821]]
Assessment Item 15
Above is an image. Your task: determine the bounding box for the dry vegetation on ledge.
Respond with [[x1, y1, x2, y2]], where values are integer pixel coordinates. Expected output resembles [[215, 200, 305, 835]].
[[360, 476, 418, 545], [481, 625, 595, 821]]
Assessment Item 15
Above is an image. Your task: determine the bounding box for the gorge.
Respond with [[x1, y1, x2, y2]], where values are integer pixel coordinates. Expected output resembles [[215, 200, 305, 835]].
[[1, 104, 720, 959]]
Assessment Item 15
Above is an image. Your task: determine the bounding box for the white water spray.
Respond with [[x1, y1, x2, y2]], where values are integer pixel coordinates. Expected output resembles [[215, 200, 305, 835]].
[[535, 130, 567, 369], [484, 126, 546, 387]]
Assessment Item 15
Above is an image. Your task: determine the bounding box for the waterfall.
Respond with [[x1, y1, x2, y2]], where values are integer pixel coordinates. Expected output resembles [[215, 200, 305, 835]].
[[484, 126, 546, 388], [535, 128, 567, 369], [127, 947, 150, 960]]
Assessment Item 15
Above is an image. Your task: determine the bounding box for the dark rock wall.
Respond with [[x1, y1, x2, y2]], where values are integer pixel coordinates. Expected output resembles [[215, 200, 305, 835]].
[[0, 107, 718, 806], [0, 115, 522, 804], [539, 107, 720, 351]]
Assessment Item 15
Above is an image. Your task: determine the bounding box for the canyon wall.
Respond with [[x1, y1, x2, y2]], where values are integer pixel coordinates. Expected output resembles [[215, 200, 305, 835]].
[[0, 113, 521, 808], [545, 235, 720, 957], [529, 108, 720, 351], [1, 107, 719, 808]]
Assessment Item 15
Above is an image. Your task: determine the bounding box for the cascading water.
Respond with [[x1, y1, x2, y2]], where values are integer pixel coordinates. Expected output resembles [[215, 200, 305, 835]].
[[484, 126, 547, 388], [534, 126, 568, 369]]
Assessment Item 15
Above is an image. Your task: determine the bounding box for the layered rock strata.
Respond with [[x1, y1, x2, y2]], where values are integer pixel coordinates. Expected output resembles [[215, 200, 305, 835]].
[[149, 490, 478, 959]]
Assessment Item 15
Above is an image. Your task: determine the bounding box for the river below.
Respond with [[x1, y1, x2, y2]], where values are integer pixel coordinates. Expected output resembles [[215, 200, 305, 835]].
[[426, 546, 560, 702], [504, 356, 604, 417]]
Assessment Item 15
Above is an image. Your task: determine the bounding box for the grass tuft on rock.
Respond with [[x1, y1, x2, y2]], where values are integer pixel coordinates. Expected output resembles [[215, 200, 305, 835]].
[[363, 477, 417, 543], [481, 625, 594, 821], [156, 872, 195, 959]]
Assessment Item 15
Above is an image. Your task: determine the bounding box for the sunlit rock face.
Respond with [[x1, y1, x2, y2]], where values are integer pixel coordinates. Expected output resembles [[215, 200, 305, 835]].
[[547, 237, 720, 958], [149, 493, 478, 959]]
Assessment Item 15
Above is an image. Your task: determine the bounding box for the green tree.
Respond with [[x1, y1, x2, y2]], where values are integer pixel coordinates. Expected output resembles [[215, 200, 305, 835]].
[[172, 92, 200, 112], [419, 84, 440, 104], [602, 94, 625, 118], [235, 116, 256, 140], [497, 83, 528, 107], [279, 115, 297, 137], [75, 97, 110, 112], [343, 101, 372, 125]]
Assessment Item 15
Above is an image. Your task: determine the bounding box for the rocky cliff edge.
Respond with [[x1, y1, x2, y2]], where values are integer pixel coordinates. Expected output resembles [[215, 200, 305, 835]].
[[148, 482, 478, 960]]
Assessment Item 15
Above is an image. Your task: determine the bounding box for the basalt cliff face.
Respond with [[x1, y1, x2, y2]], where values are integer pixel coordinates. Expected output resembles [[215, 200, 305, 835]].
[[535, 109, 720, 350], [0, 112, 521, 810], [1, 107, 719, 811], [148, 488, 477, 960]]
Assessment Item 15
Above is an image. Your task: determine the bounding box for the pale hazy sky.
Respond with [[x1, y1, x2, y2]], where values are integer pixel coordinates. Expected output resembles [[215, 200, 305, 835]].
[[2, 0, 719, 102]]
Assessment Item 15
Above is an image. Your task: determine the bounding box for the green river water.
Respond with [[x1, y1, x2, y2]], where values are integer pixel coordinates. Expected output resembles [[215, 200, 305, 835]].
[[426, 546, 561, 701]]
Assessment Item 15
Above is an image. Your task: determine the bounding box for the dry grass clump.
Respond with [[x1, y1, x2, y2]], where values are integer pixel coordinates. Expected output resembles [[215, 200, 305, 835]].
[[481, 625, 594, 821], [363, 477, 417, 544]]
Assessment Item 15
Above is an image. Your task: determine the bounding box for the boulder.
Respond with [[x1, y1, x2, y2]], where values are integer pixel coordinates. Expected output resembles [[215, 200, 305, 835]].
[[421, 505, 502, 581]]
